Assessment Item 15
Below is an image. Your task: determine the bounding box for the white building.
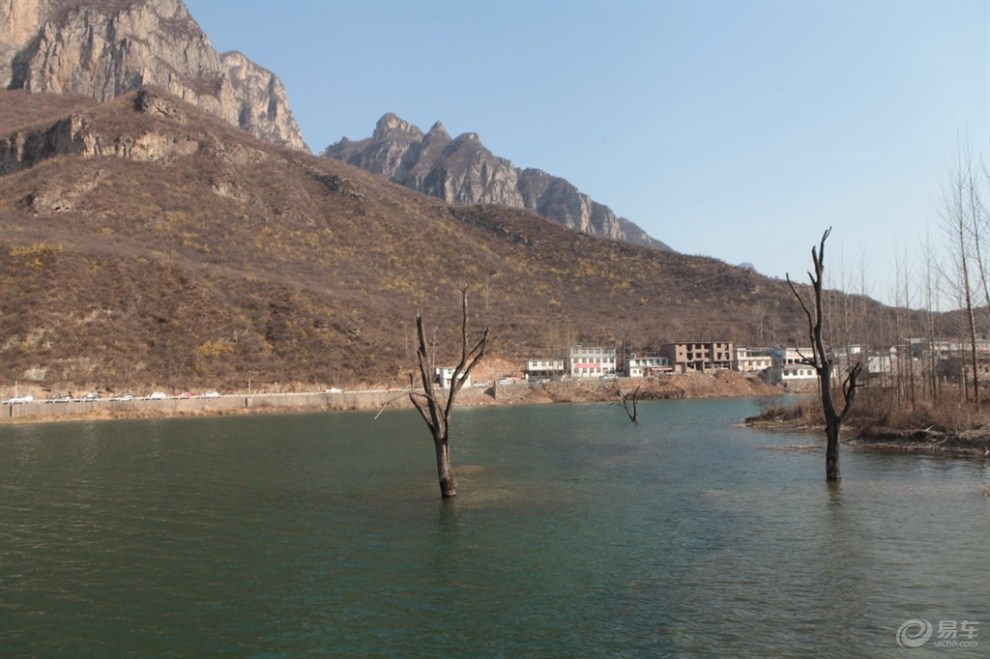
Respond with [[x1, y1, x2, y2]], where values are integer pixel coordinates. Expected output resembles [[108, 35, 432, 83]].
[[625, 355, 672, 377], [735, 347, 773, 374], [434, 367, 471, 390], [764, 347, 819, 384], [769, 363, 819, 385], [566, 345, 616, 378], [771, 347, 816, 367], [524, 359, 564, 381]]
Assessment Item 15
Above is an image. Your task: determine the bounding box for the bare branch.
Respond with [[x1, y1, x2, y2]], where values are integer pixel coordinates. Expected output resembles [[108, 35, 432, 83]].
[[786, 275, 817, 362], [373, 390, 415, 421]]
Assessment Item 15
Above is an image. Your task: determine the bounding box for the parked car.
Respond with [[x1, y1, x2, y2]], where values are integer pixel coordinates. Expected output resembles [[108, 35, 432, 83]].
[[148, 392, 168, 400], [324, 387, 343, 394], [199, 391, 221, 398], [48, 395, 73, 403], [110, 393, 134, 401], [174, 392, 191, 399], [6, 395, 34, 404], [82, 392, 100, 402]]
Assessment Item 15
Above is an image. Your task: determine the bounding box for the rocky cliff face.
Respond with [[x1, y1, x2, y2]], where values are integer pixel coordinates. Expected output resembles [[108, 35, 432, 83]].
[[0, 88, 266, 214], [2, 88, 200, 175], [324, 113, 670, 251], [0, 0, 306, 150]]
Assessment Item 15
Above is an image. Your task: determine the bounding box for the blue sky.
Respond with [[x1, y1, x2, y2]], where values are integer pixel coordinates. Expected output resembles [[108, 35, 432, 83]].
[[184, 0, 989, 307]]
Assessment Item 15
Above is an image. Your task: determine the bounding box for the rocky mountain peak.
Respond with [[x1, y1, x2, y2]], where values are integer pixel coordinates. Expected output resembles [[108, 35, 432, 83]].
[[372, 113, 423, 141], [323, 114, 671, 251], [425, 121, 450, 143], [1, 0, 306, 150]]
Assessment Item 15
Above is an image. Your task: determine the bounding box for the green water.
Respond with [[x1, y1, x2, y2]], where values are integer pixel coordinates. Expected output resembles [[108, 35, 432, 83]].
[[1, 398, 987, 656]]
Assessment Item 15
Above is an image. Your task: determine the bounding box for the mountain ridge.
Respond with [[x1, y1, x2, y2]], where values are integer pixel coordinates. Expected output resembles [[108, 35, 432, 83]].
[[324, 112, 671, 251]]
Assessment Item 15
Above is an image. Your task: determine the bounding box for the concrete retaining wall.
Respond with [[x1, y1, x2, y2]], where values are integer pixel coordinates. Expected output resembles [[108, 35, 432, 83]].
[[0, 390, 408, 423]]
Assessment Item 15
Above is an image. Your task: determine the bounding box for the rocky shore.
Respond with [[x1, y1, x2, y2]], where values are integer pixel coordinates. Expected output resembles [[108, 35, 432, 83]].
[[746, 414, 990, 459], [848, 426, 990, 458]]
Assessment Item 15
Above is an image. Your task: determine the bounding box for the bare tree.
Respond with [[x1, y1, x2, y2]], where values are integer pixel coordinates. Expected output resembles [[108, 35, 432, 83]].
[[409, 288, 489, 498], [940, 142, 986, 404], [921, 229, 942, 402], [617, 383, 641, 423], [964, 157, 990, 340], [787, 228, 864, 482]]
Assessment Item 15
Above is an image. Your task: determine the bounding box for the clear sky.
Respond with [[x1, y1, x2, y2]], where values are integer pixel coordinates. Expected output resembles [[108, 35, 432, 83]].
[[184, 0, 989, 307]]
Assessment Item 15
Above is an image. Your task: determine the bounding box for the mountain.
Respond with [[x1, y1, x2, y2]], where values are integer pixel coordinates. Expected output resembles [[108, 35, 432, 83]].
[[323, 113, 671, 251], [1, 87, 825, 392], [0, 0, 306, 149]]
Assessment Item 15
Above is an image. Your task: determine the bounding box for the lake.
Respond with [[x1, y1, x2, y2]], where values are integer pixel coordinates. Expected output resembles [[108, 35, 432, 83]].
[[1, 398, 987, 657]]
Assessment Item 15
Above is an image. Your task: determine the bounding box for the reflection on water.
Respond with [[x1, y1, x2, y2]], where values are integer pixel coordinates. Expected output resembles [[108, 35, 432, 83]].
[[1, 399, 987, 657]]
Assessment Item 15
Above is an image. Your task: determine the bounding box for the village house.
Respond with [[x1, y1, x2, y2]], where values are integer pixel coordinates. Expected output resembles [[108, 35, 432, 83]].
[[659, 342, 734, 374], [434, 367, 471, 390], [771, 346, 817, 367], [766, 346, 818, 385], [625, 355, 673, 377], [523, 359, 565, 382], [770, 363, 820, 385], [566, 345, 617, 378], [735, 347, 773, 374]]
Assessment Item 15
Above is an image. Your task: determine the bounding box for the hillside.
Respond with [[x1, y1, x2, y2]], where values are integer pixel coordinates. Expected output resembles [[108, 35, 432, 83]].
[[0, 87, 841, 395]]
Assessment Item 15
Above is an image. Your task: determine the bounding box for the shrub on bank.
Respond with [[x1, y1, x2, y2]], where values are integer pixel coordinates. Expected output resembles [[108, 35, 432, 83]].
[[750, 384, 990, 434]]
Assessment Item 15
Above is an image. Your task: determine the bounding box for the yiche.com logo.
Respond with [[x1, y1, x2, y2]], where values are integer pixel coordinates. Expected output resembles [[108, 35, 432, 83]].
[[897, 619, 934, 648]]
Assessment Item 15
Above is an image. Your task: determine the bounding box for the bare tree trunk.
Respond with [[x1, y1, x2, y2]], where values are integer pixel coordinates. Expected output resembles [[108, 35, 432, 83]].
[[788, 228, 863, 482], [967, 159, 990, 348], [922, 229, 940, 402], [409, 288, 489, 498], [434, 439, 456, 498], [903, 260, 917, 410]]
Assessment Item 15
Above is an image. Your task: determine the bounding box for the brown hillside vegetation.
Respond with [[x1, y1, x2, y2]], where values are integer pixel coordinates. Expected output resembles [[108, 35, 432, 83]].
[[0, 87, 893, 395]]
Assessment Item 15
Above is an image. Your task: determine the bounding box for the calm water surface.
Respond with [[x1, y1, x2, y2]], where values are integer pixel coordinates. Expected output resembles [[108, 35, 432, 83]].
[[1, 398, 988, 657]]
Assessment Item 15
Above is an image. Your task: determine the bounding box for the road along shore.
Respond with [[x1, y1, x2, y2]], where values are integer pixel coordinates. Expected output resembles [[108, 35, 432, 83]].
[[1, 372, 779, 424]]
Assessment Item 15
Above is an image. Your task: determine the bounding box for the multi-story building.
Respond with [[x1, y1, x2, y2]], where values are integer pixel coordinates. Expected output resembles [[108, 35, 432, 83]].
[[434, 367, 471, 390], [524, 359, 565, 382], [625, 355, 672, 377], [771, 346, 817, 367], [566, 345, 616, 378], [659, 342, 734, 374], [766, 347, 818, 384], [735, 347, 773, 374]]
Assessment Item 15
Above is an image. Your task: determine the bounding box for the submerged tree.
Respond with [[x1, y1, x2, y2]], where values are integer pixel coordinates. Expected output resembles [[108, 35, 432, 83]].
[[787, 228, 863, 481], [610, 383, 641, 423], [409, 288, 489, 498]]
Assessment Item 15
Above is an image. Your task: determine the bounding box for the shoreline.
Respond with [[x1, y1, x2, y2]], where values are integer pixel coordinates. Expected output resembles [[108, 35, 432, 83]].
[[746, 419, 990, 459], [5, 375, 988, 461], [846, 427, 990, 459], [1, 372, 779, 425]]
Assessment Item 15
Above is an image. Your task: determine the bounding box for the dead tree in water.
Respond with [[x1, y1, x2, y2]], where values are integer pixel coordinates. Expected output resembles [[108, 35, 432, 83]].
[[410, 288, 489, 498], [612, 383, 642, 423], [787, 228, 863, 482]]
